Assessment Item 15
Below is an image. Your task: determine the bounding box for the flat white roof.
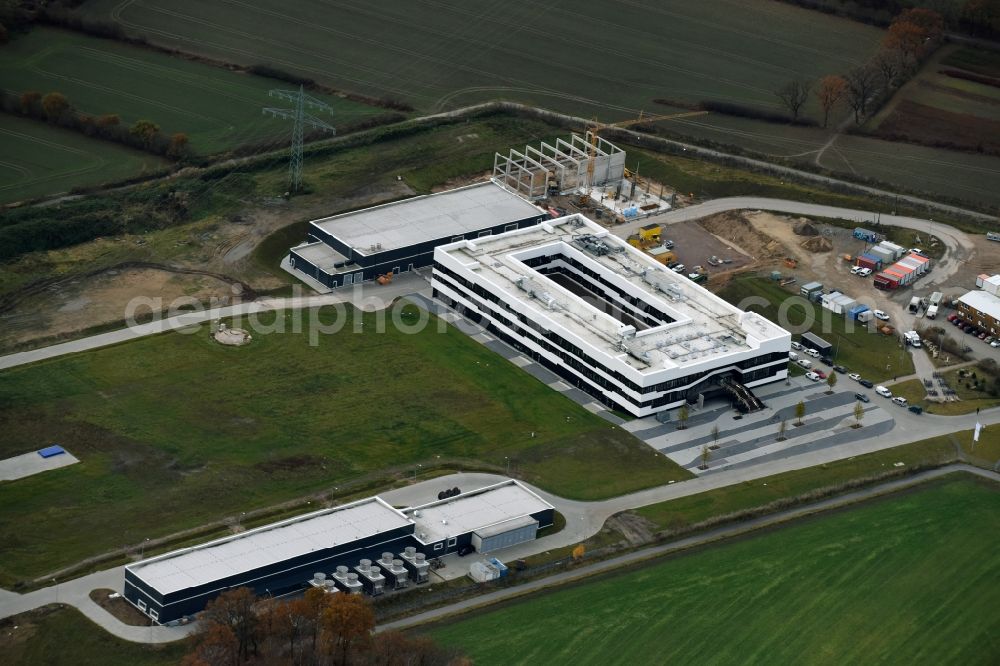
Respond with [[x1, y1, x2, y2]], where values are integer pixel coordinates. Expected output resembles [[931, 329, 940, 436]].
[[435, 215, 789, 373], [310, 181, 543, 254], [128, 498, 411, 595], [960, 290, 1000, 320], [292, 241, 351, 272], [405, 480, 552, 545]]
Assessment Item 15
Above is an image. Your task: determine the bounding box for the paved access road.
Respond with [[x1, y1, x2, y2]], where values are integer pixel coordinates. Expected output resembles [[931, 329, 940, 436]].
[[612, 197, 976, 288]]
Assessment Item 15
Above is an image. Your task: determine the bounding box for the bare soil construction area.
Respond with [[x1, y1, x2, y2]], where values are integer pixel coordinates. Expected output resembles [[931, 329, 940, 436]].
[[0, 181, 415, 352]]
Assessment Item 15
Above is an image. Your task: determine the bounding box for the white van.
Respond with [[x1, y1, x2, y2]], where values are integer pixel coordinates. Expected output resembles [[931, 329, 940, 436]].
[[789, 351, 799, 361], [805, 347, 821, 358], [797, 358, 812, 369], [875, 386, 892, 398], [791, 341, 803, 351]]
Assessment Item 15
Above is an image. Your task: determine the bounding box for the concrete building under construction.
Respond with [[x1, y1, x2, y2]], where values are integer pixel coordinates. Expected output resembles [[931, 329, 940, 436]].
[[492, 133, 627, 200]]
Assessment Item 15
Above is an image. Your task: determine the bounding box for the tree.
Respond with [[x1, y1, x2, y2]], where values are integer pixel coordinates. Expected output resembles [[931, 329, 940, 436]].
[[182, 623, 239, 666], [962, 0, 998, 36], [815, 75, 847, 128], [677, 404, 689, 430], [321, 592, 374, 665], [826, 372, 838, 394], [873, 50, 902, 92], [775, 79, 811, 120], [19, 91, 41, 115], [41, 92, 70, 121], [854, 400, 865, 428], [778, 417, 787, 441], [96, 113, 121, 127], [699, 444, 711, 470], [168, 132, 190, 159], [710, 424, 720, 449], [795, 400, 806, 426], [129, 119, 161, 146], [883, 8, 944, 62], [198, 587, 259, 663], [845, 66, 878, 124]]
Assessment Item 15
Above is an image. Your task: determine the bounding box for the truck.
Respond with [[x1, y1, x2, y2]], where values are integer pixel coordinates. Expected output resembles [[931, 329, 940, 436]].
[[926, 304, 939, 319], [903, 330, 921, 347], [908, 296, 921, 313]]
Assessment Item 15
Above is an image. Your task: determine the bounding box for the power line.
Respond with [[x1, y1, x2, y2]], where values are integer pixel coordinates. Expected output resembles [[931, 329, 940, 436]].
[[263, 85, 336, 193]]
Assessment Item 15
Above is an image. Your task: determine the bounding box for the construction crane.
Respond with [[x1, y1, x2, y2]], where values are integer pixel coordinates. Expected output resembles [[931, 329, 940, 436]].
[[579, 110, 708, 204]]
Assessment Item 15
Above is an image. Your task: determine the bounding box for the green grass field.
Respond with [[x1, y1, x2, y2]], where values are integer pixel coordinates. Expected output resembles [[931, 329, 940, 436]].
[[0, 605, 185, 666], [0, 27, 383, 156], [716, 276, 914, 382], [426, 475, 1000, 665], [0, 113, 168, 204], [0, 304, 688, 585]]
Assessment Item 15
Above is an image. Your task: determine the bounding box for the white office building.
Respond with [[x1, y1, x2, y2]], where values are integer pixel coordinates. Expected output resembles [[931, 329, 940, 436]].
[[432, 215, 791, 417]]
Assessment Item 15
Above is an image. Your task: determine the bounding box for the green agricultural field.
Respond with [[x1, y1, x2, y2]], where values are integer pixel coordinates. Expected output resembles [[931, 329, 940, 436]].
[[0, 304, 688, 584], [716, 276, 914, 381], [426, 475, 1000, 665], [867, 45, 1000, 158], [0, 606, 185, 666], [74, 0, 1000, 211], [0, 113, 168, 204], [0, 27, 384, 157]]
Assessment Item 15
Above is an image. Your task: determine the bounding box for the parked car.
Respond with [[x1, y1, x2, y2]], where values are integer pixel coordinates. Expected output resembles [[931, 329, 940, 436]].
[[947, 314, 958, 323], [992, 340, 1000, 348], [854, 392, 870, 403], [789, 351, 799, 361], [833, 365, 847, 374], [859, 379, 874, 388], [814, 370, 827, 379], [663, 240, 675, 249], [791, 341, 803, 351], [797, 359, 813, 369], [978, 331, 988, 340], [688, 272, 707, 283], [874, 310, 890, 321], [805, 348, 821, 358], [820, 357, 833, 367], [848, 372, 861, 381], [875, 385, 893, 398], [908, 405, 923, 414], [672, 264, 686, 273], [805, 371, 821, 382], [891, 396, 908, 406], [858, 268, 872, 277], [985, 336, 994, 345], [850, 265, 863, 275], [666, 261, 679, 269], [457, 544, 475, 557]]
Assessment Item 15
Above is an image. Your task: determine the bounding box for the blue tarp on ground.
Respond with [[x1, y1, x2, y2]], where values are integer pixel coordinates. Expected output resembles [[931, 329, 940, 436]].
[[38, 445, 66, 458]]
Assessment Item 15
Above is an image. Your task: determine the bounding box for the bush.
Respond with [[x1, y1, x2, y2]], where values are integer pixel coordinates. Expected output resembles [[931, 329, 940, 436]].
[[697, 100, 818, 127]]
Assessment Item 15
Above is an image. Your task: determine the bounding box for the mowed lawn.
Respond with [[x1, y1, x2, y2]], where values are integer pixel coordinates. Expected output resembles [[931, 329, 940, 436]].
[[0, 114, 167, 203], [0, 305, 688, 584], [717, 276, 914, 382], [0, 606, 185, 666], [426, 475, 1000, 665], [0, 28, 384, 156]]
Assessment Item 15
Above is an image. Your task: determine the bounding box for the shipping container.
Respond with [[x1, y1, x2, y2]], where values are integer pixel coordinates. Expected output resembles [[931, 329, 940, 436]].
[[800, 281, 823, 297], [879, 241, 905, 260], [976, 274, 990, 288], [874, 273, 899, 290], [926, 305, 939, 319], [857, 253, 881, 270], [984, 275, 1000, 296]]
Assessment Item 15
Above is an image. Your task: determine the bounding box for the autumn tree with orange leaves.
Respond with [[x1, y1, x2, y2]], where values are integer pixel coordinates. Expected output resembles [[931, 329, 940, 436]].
[[184, 586, 465, 666], [815, 75, 847, 128]]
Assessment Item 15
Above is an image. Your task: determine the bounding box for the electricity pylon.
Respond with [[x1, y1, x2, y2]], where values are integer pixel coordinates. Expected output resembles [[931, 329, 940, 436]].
[[263, 85, 336, 193]]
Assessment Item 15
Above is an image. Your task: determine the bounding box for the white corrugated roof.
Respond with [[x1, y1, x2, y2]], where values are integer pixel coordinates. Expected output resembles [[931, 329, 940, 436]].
[[406, 480, 552, 544], [959, 290, 1000, 321], [128, 498, 411, 595], [311, 182, 542, 253]]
